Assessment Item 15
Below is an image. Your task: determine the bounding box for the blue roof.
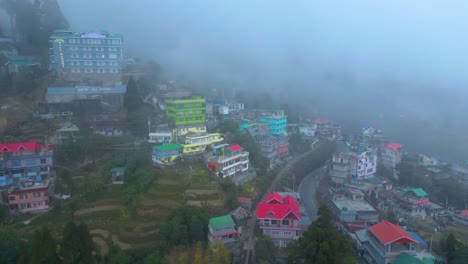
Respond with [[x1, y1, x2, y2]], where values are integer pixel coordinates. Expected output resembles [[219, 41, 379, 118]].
[[408, 231, 427, 246], [47, 85, 126, 95]]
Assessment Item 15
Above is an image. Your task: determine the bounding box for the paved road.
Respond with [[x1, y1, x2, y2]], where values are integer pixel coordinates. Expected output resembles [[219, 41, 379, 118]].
[[298, 167, 326, 221]]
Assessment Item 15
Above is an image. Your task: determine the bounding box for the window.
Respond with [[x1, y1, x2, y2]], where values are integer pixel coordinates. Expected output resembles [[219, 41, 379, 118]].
[[33, 192, 41, 198], [271, 220, 277, 225], [19, 194, 27, 200], [9, 196, 15, 201], [282, 219, 289, 225], [12, 160, 21, 167], [109, 53, 117, 59]]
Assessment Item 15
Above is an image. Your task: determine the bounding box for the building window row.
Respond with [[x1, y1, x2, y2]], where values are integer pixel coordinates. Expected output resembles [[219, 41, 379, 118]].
[[70, 61, 119, 67], [71, 68, 119, 73], [68, 53, 120, 59], [69, 38, 121, 45]]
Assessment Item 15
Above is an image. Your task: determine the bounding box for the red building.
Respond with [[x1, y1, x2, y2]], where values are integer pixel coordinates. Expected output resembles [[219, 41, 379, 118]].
[[207, 144, 249, 178], [7, 180, 50, 212], [256, 192, 301, 248]]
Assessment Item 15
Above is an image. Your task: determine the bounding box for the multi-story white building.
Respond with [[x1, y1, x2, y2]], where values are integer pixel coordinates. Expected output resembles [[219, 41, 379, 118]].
[[380, 143, 403, 169], [354, 148, 378, 179], [49, 29, 123, 82], [207, 144, 249, 178]]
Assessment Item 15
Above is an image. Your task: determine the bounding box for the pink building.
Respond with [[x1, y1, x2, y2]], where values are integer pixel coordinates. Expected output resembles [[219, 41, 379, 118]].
[[7, 180, 50, 212], [256, 192, 301, 248]]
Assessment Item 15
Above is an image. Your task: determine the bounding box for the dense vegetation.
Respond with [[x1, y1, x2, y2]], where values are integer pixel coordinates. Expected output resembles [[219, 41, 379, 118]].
[[440, 233, 468, 264], [397, 158, 466, 209], [0, 222, 93, 264], [287, 206, 356, 264]]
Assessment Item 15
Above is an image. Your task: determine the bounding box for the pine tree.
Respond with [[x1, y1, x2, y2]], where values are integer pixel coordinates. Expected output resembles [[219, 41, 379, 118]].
[[29, 226, 60, 264], [60, 222, 95, 264]]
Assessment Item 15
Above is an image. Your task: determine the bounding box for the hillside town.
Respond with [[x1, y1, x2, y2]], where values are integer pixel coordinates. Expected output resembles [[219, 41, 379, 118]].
[[0, 2, 467, 264]]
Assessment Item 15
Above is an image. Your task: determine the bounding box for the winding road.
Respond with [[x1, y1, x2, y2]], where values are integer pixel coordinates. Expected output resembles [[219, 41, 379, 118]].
[[298, 167, 327, 221]]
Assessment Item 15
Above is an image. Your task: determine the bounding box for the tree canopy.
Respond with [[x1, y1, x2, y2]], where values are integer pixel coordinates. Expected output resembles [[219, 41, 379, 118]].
[[60, 221, 95, 264], [159, 205, 209, 251], [287, 206, 356, 264]]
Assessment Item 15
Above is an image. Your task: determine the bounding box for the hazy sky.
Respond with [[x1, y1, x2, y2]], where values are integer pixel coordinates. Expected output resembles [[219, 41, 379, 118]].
[[57, 1, 468, 161], [58, 0, 468, 92]]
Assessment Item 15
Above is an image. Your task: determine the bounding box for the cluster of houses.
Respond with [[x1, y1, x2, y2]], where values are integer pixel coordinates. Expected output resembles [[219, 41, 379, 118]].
[[208, 191, 310, 249]]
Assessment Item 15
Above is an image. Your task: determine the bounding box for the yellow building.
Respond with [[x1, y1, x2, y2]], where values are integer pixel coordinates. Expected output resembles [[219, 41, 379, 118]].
[[182, 132, 224, 154], [173, 124, 207, 137]]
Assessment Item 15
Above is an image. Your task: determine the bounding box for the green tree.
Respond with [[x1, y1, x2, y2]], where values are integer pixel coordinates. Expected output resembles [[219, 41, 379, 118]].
[[0, 229, 26, 264], [445, 233, 456, 264], [255, 236, 276, 263], [159, 206, 209, 251], [0, 203, 9, 226], [124, 77, 151, 137], [29, 226, 61, 264], [144, 251, 164, 264], [60, 222, 95, 264], [288, 206, 355, 264]]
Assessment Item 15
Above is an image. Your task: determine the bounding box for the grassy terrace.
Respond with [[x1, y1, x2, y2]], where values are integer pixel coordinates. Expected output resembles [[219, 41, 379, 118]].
[[9, 153, 227, 254]]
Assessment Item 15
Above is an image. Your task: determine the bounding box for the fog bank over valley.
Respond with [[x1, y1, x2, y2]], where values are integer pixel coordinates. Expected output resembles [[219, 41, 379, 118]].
[[59, 0, 468, 162]]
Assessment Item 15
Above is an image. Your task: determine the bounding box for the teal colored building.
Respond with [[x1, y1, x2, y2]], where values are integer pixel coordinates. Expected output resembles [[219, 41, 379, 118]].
[[260, 113, 288, 135]]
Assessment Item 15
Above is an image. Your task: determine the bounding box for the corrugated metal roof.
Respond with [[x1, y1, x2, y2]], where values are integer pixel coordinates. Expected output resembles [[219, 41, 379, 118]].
[[153, 144, 183, 151], [47, 85, 126, 95], [209, 215, 235, 229]]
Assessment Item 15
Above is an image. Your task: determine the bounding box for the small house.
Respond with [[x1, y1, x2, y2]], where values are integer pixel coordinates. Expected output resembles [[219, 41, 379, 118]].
[[230, 206, 248, 235], [152, 144, 183, 166], [111, 167, 125, 184], [208, 215, 237, 245]]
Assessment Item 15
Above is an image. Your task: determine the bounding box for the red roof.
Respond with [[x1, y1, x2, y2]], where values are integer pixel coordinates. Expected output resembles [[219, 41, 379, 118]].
[[381, 143, 403, 152], [228, 144, 243, 152], [0, 142, 52, 153], [237, 196, 252, 204], [257, 193, 300, 220], [314, 118, 329, 124], [369, 221, 418, 245], [265, 192, 283, 204], [460, 210, 468, 217]]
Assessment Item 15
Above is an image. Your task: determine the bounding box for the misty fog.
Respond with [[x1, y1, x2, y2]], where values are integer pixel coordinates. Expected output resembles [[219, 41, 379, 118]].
[[58, 0, 468, 162]]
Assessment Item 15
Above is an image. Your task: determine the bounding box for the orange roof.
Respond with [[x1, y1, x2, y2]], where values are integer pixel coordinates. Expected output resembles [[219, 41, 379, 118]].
[[369, 221, 418, 245], [381, 143, 403, 151], [460, 210, 468, 217], [237, 196, 252, 204]]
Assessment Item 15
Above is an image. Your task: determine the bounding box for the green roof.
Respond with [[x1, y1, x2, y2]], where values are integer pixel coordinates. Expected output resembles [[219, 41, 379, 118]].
[[412, 188, 428, 197], [111, 167, 126, 172], [153, 144, 183, 151], [392, 253, 429, 264], [209, 215, 235, 229], [165, 98, 205, 104]]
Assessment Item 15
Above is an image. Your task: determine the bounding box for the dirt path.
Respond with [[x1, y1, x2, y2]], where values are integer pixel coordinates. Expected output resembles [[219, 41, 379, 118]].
[[185, 189, 218, 195], [93, 237, 109, 256], [90, 229, 110, 238], [112, 234, 132, 250], [187, 199, 224, 207], [74, 205, 123, 216]]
